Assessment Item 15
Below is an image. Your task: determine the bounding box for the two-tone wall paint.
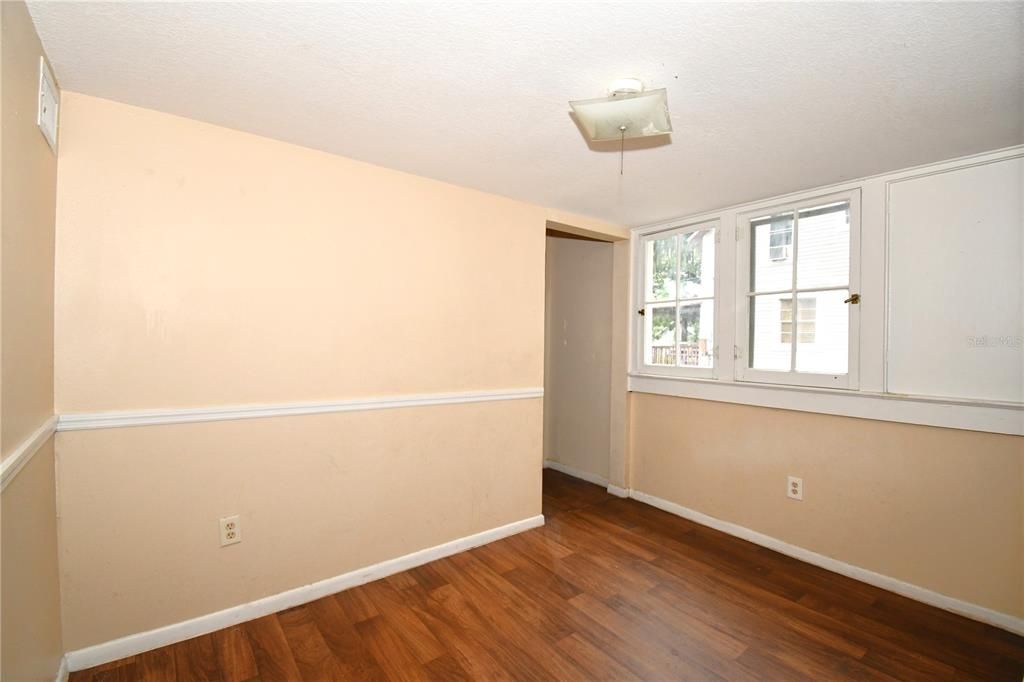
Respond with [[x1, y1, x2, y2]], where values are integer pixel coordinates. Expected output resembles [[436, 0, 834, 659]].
[[1, 2, 64, 680], [625, 147, 1024, 624], [51, 92, 624, 655], [628, 393, 1023, 620], [2, 14, 1020, 673]]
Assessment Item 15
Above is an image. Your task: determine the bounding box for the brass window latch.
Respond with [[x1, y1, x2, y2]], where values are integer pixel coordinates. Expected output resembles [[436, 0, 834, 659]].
[[844, 293, 861, 304], [637, 308, 645, 316]]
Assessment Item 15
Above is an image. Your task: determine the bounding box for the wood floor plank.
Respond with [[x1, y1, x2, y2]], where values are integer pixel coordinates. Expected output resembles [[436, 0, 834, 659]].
[[360, 578, 447, 664], [355, 615, 430, 681], [212, 625, 258, 682], [608, 593, 761, 681], [611, 587, 748, 660], [467, 539, 528, 575], [305, 593, 387, 680], [444, 550, 576, 642], [567, 590, 727, 680], [66, 470, 1024, 681], [243, 615, 302, 682], [91, 661, 140, 682], [796, 591, 1022, 679], [429, 582, 552, 680], [137, 646, 175, 682], [400, 583, 516, 681], [334, 584, 379, 624], [426, 575, 570, 681], [404, 562, 449, 593], [503, 560, 581, 601], [488, 545, 664, 680], [422, 653, 472, 681], [555, 632, 642, 682], [384, 570, 420, 591], [742, 637, 902, 681], [276, 605, 348, 681], [169, 634, 221, 682]]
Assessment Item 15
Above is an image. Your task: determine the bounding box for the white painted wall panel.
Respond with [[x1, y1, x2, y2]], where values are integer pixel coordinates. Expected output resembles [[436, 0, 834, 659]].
[[887, 156, 1023, 402]]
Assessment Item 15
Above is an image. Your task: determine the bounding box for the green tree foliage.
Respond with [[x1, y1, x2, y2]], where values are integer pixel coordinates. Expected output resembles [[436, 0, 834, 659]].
[[650, 234, 703, 342]]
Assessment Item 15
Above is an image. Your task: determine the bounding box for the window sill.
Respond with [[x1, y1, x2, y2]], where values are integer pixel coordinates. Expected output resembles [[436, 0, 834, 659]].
[[627, 373, 1023, 436]]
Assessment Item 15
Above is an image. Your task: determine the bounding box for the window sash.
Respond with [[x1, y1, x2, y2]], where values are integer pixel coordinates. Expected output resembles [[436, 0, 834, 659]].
[[637, 222, 718, 378], [735, 190, 860, 390]]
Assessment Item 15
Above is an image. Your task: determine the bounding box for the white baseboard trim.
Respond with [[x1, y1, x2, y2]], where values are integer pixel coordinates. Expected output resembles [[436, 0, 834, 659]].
[[1, 416, 57, 491], [65, 514, 544, 671], [542, 459, 608, 487], [628, 489, 1024, 637], [57, 388, 544, 432], [606, 484, 630, 498], [541, 459, 630, 499], [54, 655, 69, 682]]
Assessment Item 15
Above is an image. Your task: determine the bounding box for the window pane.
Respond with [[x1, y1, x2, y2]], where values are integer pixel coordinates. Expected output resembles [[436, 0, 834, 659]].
[[794, 290, 848, 374], [752, 213, 794, 292], [797, 298, 816, 343], [769, 222, 793, 261], [750, 293, 791, 371], [644, 235, 677, 301], [779, 298, 793, 343], [645, 304, 676, 366], [678, 300, 714, 368], [797, 202, 849, 288], [679, 228, 715, 299]]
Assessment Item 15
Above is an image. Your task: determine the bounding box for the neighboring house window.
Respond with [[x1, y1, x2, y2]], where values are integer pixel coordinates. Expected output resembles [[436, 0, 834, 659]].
[[769, 219, 792, 261], [737, 191, 860, 389], [779, 297, 816, 344], [639, 223, 717, 377]]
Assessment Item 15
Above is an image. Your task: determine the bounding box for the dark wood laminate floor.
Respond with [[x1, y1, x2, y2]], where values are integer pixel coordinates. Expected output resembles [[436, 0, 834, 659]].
[[72, 469, 1024, 681]]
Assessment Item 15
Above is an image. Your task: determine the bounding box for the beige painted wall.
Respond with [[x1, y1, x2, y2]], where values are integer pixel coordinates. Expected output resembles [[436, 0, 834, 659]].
[[544, 236, 613, 480], [630, 392, 1024, 617], [1, 0, 55, 454], [0, 2, 64, 679], [57, 400, 541, 649], [2, 439, 63, 680], [51, 93, 623, 649], [54, 94, 560, 412]]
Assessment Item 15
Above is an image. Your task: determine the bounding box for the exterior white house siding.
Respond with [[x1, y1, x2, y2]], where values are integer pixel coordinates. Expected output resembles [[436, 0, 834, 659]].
[[749, 202, 850, 375]]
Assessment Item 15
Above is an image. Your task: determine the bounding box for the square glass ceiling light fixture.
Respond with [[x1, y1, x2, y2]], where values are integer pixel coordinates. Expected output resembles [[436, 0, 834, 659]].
[[569, 82, 672, 142]]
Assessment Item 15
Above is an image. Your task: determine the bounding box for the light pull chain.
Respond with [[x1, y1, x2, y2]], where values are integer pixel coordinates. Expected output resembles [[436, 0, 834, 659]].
[[619, 125, 627, 175]]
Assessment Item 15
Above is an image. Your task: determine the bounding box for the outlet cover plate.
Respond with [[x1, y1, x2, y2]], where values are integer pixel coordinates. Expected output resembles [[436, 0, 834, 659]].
[[220, 515, 241, 546], [787, 476, 804, 501]]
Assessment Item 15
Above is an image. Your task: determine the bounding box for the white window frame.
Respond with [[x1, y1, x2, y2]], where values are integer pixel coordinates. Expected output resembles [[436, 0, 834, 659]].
[[628, 147, 1024, 437], [634, 220, 719, 379], [735, 189, 861, 390]]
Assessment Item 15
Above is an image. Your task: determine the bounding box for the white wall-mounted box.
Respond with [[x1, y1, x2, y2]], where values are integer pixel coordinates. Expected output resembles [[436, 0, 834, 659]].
[[37, 56, 59, 152]]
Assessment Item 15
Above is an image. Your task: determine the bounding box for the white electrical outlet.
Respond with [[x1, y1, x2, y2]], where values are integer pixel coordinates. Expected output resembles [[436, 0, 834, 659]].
[[220, 515, 241, 546], [787, 476, 804, 501]]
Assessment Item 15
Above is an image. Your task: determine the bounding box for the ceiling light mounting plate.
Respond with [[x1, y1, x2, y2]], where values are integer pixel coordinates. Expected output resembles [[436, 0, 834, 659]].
[[608, 78, 644, 97]]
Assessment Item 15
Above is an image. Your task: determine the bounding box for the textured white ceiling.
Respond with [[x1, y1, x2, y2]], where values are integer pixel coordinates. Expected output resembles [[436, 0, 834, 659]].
[[28, 1, 1024, 226]]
